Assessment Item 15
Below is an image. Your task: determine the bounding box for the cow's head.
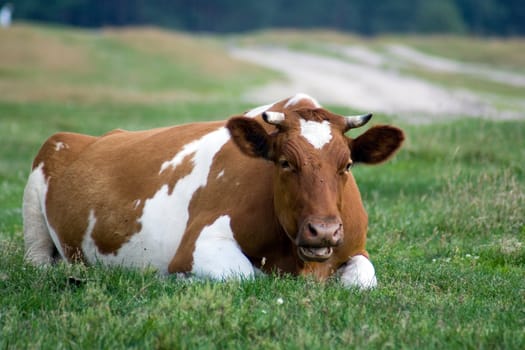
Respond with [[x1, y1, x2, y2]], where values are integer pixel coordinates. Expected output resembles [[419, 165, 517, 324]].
[[226, 107, 404, 262]]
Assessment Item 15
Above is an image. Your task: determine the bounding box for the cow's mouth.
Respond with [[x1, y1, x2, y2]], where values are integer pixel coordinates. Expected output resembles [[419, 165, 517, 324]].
[[298, 246, 333, 262]]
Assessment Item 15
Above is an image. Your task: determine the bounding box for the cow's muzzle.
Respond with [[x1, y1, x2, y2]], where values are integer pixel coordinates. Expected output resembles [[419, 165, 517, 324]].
[[296, 218, 343, 262], [298, 246, 334, 262]]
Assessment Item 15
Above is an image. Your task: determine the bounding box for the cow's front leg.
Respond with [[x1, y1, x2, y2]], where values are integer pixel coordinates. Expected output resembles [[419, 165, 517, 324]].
[[338, 255, 377, 290], [191, 216, 254, 280]]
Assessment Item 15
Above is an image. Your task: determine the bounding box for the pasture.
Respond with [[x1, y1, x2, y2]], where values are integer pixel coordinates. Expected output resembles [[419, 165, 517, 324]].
[[0, 24, 524, 349]]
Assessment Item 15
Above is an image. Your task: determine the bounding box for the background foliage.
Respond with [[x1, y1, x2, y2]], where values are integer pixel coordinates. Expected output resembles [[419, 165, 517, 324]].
[[9, 0, 525, 36]]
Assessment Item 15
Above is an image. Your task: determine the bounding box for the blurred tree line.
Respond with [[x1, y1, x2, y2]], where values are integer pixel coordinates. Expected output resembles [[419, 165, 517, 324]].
[[9, 0, 525, 36]]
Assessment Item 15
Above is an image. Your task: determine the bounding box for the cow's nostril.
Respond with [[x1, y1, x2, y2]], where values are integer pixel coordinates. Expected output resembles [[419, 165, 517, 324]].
[[308, 223, 318, 237], [333, 224, 343, 240]]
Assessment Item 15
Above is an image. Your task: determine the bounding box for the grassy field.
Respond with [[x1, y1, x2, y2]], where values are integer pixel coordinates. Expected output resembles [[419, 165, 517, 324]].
[[1, 23, 524, 349]]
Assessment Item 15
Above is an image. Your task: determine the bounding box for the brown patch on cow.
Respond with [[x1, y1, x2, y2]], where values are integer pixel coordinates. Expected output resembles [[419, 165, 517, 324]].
[[299, 262, 335, 281], [289, 108, 330, 123]]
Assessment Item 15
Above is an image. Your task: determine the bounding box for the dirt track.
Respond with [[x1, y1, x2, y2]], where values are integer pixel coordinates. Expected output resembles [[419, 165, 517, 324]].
[[231, 45, 524, 123]]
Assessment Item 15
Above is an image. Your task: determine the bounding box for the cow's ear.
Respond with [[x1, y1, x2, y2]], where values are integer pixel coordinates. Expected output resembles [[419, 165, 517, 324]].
[[227, 116, 273, 160], [350, 125, 405, 164]]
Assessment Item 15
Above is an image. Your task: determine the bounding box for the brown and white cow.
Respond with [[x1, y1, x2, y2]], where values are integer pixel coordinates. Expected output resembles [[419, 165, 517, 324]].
[[23, 94, 404, 289]]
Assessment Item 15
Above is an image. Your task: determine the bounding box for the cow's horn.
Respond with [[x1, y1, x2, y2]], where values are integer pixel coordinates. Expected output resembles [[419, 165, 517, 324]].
[[345, 113, 372, 130], [262, 111, 285, 125]]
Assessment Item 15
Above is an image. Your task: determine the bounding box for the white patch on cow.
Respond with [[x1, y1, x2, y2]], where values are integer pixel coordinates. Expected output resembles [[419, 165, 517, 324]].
[[285, 93, 321, 108], [81, 208, 171, 271], [339, 255, 377, 290], [244, 102, 275, 118], [192, 215, 254, 279], [84, 127, 231, 273], [299, 119, 332, 149], [80, 210, 99, 263], [159, 137, 199, 174], [217, 170, 225, 179], [54, 142, 69, 151], [23, 163, 66, 264], [264, 111, 285, 124], [85, 210, 97, 238]]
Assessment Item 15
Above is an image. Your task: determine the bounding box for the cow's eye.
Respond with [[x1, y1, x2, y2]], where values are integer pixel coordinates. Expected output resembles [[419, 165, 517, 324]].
[[278, 157, 296, 172], [345, 162, 353, 172], [279, 159, 291, 169]]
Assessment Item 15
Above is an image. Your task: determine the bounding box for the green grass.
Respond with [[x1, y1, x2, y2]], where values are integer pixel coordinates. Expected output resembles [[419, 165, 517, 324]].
[[1, 24, 524, 349]]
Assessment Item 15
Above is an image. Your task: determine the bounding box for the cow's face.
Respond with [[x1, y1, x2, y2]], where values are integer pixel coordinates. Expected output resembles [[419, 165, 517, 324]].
[[227, 108, 404, 262]]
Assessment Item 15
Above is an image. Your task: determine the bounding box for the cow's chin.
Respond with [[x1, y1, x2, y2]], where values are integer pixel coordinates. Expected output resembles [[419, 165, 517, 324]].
[[297, 246, 333, 262]]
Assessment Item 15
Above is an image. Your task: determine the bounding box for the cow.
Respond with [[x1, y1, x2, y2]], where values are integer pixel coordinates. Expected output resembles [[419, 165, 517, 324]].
[[23, 93, 404, 289]]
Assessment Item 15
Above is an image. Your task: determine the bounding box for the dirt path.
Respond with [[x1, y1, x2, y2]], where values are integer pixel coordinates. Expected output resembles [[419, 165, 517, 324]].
[[231, 46, 523, 123], [386, 44, 525, 88]]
